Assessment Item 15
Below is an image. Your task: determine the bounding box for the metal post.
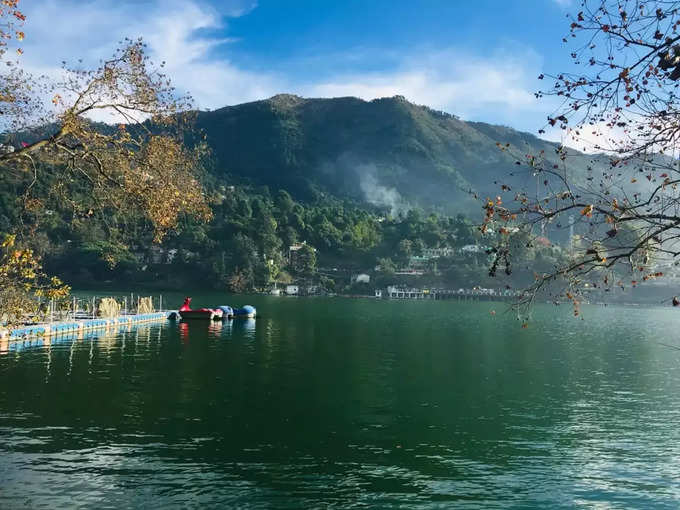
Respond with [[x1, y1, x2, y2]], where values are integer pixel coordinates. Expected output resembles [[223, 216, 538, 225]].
[[159, 295, 163, 312]]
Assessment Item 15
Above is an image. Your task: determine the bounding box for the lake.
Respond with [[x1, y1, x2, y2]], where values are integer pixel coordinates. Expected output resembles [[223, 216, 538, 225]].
[[1, 294, 679, 508]]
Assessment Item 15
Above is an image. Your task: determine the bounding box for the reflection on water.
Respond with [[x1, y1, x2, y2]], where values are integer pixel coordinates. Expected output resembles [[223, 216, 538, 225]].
[[0, 297, 680, 508], [234, 318, 257, 338], [177, 317, 255, 342]]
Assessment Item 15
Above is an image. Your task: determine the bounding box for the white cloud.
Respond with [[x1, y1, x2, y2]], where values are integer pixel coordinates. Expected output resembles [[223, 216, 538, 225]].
[[16, 0, 553, 134], [300, 49, 547, 129], [19, 0, 280, 111]]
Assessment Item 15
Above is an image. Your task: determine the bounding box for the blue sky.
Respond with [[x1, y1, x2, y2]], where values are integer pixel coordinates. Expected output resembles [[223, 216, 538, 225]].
[[19, 0, 576, 137]]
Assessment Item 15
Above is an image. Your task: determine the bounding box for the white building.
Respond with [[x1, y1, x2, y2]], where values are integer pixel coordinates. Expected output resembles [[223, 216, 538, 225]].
[[288, 241, 316, 262], [353, 273, 370, 284], [422, 247, 455, 258], [460, 244, 486, 254], [285, 285, 299, 295], [149, 247, 179, 264]]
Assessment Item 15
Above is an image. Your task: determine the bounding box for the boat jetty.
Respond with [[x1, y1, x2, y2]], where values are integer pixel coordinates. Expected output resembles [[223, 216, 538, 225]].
[[0, 295, 258, 345], [376, 285, 521, 301], [2, 312, 169, 342], [0, 295, 172, 343]]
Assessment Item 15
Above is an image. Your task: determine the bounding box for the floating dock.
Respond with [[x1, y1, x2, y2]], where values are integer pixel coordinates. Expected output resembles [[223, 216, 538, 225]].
[[1, 312, 169, 342]]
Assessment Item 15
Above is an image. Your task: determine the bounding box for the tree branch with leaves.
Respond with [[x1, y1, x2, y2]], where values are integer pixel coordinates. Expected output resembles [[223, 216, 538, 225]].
[[485, 0, 680, 321], [0, 1, 213, 325]]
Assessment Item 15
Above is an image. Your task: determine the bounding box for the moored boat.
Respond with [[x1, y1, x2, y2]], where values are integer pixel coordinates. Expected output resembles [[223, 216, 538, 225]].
[[180, 309, 223, 320], [178, 297, 224, 321], [234, 305, 257, 318], [218, 305, 234, 319]]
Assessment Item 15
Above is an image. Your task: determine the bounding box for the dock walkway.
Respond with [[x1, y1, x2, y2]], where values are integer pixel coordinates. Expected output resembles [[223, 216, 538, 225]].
[[1, 312, 169, 342]]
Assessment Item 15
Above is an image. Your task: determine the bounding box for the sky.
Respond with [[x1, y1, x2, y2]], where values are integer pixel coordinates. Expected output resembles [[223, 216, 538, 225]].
[[18, 0, 578, 138]]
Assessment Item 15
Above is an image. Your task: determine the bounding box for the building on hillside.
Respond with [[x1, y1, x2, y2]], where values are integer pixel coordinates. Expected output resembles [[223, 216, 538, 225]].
[[422, 247, 455, 258], [288, 242, 311, 260], [352, 273, 370, 284], [403, 247, 455, 275], [394, 268, 425, 276], [150, 246, 165, 264], [408, 255, 429, 268], [385, 285, 430, 299], [285, 285, 299, 295], [288, 241, 317, 270], [460, 244, 486, 254], [149, 247, 178, 264], [305, 285, 322, 295]]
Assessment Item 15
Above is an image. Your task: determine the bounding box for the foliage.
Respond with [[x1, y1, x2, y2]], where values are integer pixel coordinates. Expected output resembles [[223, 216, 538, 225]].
[[377, 257, 397, 275], [485, 0, 680, 318], [98, 297, 121, 318], [0, 234, 69, 326], [1, 39, 212, 242], [138, 297, 154, 314], [227, 267, 251, 293], [10, 174, 517, 293], [293, 244, 317, 276], [194, 94, 601, 214], [0, 8, 612, 298], [0, 2, 211, 321]]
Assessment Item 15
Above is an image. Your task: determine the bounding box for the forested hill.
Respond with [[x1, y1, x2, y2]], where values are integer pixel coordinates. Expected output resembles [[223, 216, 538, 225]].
[[195, 94, 591, 213], [0, 94, 596, 292]]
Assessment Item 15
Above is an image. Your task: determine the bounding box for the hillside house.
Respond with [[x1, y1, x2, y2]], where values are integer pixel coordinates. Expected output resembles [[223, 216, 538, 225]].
[[352, 273, 370, 284]]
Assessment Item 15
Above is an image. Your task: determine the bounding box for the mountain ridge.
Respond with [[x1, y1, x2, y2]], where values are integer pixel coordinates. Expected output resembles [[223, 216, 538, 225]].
[[194, 93, 591, 214]]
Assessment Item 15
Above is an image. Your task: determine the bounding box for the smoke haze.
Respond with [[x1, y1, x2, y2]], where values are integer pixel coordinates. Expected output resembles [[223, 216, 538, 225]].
[[357, 163, 410, 216]]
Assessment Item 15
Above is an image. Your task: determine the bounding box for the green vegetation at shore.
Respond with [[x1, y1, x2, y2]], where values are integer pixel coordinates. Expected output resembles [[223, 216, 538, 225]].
[[0, 175, 567, 293]]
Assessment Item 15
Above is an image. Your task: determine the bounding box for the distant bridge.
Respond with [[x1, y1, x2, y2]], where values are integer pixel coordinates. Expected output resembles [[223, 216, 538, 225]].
[[378, 287, 521, 301]]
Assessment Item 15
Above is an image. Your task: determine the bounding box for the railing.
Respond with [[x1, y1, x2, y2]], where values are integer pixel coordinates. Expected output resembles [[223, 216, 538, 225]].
[[383, 288, 522, 300], [41, 294, 168, 323]]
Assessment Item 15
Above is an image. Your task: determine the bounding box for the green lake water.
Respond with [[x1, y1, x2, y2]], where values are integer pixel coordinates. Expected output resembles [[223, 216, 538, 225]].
[[1, 294, 680, 508]]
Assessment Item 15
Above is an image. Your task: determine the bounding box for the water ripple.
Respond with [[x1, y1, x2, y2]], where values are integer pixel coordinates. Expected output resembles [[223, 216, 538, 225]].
[[0, 300, 679, 508]]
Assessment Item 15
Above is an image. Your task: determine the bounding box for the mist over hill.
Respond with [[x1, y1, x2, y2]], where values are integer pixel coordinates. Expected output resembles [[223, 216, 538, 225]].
[[196, 94, 596, 214]]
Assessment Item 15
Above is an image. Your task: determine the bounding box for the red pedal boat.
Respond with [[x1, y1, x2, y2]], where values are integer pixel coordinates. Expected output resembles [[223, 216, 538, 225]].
[[178, 297, 223, 321]]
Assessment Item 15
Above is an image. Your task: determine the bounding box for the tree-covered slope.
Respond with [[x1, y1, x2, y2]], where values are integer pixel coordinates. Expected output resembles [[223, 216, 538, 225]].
[[196, 94, 592, 213], [0, 93, 603, 292]]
